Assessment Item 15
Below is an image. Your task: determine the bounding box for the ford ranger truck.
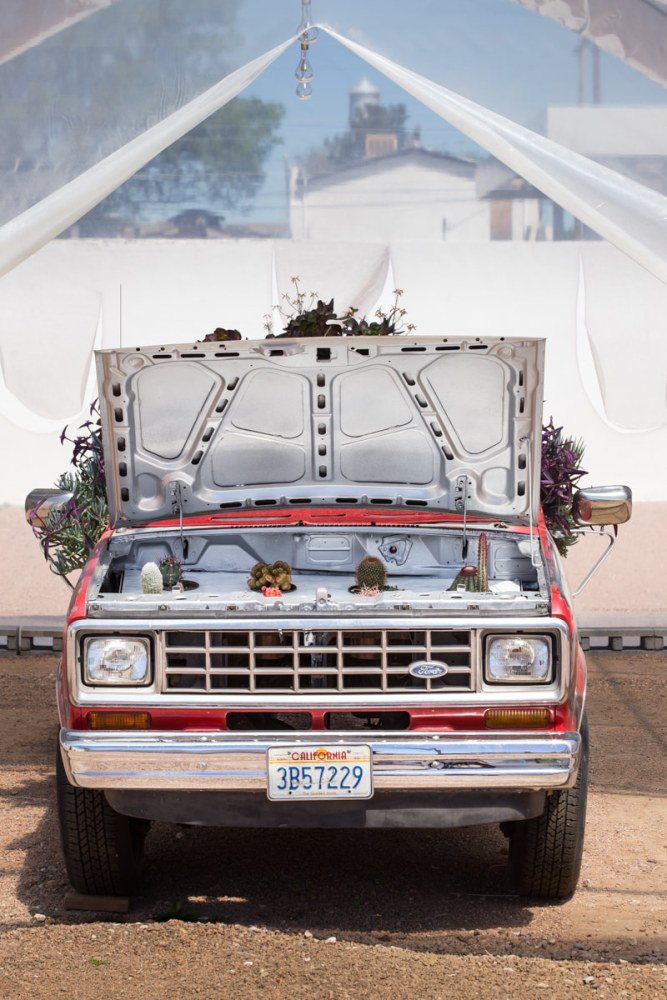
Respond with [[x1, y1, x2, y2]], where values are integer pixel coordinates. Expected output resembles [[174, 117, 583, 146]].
[[30, 336, 631, 899]]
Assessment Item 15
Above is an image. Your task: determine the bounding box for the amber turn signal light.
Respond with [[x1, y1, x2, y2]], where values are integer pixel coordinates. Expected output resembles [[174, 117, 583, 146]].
[[87, 711, 151, 730], [485, 708, 551, 729]]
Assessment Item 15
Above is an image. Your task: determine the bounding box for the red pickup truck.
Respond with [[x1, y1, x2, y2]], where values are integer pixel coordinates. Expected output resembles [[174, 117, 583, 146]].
[[28, 335, 631, 899]]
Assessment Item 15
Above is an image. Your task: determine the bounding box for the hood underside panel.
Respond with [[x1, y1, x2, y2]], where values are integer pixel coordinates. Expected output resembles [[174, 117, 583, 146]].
[[96, 336, 544, 526]]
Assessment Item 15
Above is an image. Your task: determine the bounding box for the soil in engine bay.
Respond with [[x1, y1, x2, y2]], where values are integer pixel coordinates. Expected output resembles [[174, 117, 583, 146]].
[[0, 650, 664, 1000]]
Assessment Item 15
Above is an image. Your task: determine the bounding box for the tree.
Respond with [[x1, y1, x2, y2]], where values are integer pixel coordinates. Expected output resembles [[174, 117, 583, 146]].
[[76, 96, 285, 231]]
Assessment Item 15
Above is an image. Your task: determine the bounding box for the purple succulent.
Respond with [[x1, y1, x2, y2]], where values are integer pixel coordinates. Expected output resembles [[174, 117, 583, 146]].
[[541, 417, 587, 556]]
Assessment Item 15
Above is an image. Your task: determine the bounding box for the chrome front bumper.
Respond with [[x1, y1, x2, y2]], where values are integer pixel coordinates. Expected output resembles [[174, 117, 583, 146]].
[[60, 729, 582, 792]]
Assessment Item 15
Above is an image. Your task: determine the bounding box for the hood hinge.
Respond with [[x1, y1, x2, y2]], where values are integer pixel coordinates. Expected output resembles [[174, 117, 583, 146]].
[[169, 481, 187, 558]]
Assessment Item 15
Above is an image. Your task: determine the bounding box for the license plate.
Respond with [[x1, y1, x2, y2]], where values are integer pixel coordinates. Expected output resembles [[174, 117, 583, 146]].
[[266, 744, 373, 801]]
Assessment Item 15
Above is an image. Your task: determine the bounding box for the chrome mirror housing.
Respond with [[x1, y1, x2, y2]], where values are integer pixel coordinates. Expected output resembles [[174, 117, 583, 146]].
[[573, 485, 632, 526], [25, 488, 74, 528]]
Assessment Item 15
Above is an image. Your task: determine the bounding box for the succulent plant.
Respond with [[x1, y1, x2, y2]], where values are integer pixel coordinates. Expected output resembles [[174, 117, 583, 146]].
[[141, 562, 163, 594], [261, 278, 414, 338], [282, 298, 342, 337], [247, 560, 292, 592], [29, 401, 108, 585], [201, 327, 242, 342], [355, 556, 387, 592], [159, 555, 182, 588], [541, 417, 587, 557]]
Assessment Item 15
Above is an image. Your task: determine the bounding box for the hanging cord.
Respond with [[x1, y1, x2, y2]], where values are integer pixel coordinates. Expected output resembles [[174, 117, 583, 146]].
[[462, 476, 469, 559], [295, 0, 318, 99]]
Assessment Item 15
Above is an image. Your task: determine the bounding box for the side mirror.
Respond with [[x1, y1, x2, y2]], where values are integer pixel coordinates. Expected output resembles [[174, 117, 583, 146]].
[[25, 488, 74, 529], [573, 485, 632, 526]]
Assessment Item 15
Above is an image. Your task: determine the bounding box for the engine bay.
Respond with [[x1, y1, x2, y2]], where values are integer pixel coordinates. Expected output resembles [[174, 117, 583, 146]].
[[86, 524, 550, 616]]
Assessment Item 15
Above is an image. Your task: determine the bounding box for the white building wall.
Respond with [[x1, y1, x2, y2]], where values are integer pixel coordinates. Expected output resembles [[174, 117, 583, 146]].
[[290, 160, 490, 242], [511, 199, 542, 240], [548, 106, 667, 156]]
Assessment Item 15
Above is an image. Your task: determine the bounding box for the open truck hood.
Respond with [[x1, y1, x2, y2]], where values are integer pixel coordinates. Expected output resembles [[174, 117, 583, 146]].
[[96, 336, 544, 527]]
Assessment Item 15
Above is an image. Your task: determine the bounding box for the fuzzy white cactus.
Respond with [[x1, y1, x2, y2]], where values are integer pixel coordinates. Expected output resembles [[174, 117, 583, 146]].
[[141, 561, 163, 594]]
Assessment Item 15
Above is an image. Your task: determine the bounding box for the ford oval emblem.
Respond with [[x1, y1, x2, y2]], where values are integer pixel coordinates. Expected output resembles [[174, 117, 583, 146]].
[[408, 660, 449, 678]]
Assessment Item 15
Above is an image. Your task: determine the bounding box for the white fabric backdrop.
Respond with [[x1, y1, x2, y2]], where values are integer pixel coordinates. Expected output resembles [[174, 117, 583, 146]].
[[1, 238, 665, 504]]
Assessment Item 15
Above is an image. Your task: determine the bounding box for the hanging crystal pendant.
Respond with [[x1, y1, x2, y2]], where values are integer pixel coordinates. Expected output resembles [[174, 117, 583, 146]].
[[295, 44, 313, 83], [295, 0, 315, 100], [297, 0, 318, 44]]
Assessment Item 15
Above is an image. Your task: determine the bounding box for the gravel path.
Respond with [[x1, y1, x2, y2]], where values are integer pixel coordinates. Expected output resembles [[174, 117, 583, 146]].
[[0, 651, 664, 999]]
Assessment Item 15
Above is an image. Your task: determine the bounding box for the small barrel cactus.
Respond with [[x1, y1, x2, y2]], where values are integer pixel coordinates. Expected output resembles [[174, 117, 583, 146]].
[[248, 560, 292, 592], [141, 561, 163, 594], [355, 556, 387, 592], [159, 555, 182, 588]]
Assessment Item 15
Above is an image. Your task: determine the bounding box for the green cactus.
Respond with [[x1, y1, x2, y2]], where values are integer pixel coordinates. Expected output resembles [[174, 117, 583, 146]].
[[159, 555, 182, 588], [447, 564, 478, 592], [247, 560, 292, 591], [448, 533, 489, 593], [141, 561, 163, 594], [355, 556, 387, 592], [476, 533, 488, 592]]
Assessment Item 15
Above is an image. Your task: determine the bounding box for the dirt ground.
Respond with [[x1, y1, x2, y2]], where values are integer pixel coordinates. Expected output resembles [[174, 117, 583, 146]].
[[0, 651, 664, 999]]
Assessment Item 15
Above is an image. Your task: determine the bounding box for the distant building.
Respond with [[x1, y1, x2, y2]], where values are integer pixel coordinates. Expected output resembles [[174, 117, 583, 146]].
[[291, 84, 667, 244], [290, 146, 490, 242], [475, 160, 546, 241], [290, 79, 567, 242]]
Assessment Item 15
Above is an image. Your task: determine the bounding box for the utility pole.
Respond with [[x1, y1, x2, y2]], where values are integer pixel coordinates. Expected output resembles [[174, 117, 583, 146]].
[[578, 39, 601, 104]]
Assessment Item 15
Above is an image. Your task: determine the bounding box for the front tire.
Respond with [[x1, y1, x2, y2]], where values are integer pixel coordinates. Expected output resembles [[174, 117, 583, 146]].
[[56, 746, 149, 896], [509, 713, 589, 899]]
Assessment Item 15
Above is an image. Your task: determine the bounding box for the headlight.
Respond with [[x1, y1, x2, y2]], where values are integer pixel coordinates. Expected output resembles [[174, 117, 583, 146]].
[[84, 637, 151, 686], [486, 636, 551, 684]]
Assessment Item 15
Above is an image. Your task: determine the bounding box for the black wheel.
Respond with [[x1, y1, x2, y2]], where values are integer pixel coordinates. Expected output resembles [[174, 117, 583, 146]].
[[508, 713, 589, 899], [56, 746, 149, 896]]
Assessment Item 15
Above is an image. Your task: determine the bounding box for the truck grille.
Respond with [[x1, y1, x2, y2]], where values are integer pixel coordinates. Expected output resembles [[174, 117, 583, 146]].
[[162, 628, 474, 694]]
